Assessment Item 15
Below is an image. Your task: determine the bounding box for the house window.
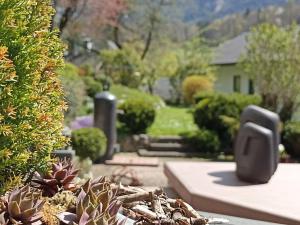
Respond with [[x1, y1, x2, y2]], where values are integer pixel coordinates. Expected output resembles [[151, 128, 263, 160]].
[[248, 79, 254, 94], [233, 75, 241, 92]]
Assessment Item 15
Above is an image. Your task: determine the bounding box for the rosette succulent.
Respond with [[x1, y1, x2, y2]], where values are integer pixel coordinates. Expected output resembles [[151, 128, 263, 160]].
[[32, 160, 79, 196], [0, 185, 44, 225], [58, 177, 122, 225]]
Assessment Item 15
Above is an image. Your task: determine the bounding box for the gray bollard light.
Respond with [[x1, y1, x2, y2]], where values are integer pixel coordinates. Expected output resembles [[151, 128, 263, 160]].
[[94, 92, 117, 161]]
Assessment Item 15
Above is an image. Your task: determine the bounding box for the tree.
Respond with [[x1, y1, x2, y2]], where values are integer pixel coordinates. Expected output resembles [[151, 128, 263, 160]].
[[53, 0, 126, 35], [241, 23, 300, 122], [168, 37, 214, 103], [0, 0, 66, 193], [142, 43, 179, 94], [51, 0, 126, 61], [100, 44, 144, 88], [112, 0, 178, 59]]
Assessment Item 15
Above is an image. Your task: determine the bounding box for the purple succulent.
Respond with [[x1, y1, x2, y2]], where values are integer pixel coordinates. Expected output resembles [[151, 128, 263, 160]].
[[32, 160, 79, 196], [58, 177, 123, 225], [0, 186, 44, 225]]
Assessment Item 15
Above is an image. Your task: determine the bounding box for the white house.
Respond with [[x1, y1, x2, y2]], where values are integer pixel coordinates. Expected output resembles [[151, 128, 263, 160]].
[[153, 33, 253, 100], [213, 33, 254, 95]]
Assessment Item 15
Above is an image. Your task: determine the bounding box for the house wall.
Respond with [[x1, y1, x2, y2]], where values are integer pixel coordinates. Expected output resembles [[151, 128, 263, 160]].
[[153, 77, 173, 100], [214, 64, 250, 94], [153, 64, 252, 101]]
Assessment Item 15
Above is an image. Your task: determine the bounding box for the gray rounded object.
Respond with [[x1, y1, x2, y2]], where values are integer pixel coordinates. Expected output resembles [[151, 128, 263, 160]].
[[94, 92, 117, 161], [52, 149, 75, 160], [240, 105, 280, 172], [235, 122, 274, 183]]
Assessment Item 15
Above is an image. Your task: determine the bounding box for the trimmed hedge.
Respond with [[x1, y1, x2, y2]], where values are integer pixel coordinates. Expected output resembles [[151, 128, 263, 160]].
[[282, 121, 300, 157], [59, 63, 86, 121], [83, 76, 102, 98], [183, 129, 220, 153], [71, 128, 107, 162], [193, 93, 261, 150], [119, 99, 156, 134], [182, 76, 213, 104]]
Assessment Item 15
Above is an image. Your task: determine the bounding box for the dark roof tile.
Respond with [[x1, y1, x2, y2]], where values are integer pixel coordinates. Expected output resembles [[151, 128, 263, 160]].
[[213, 33, 248, 65]]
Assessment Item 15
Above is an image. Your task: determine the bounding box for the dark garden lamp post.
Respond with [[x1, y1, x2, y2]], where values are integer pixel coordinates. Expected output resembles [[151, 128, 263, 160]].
[[94, 92, 117, 161]]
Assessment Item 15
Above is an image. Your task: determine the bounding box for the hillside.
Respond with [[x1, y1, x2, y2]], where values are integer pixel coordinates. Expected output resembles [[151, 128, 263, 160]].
[[183, 0, 289, 22], [199, 0, 300, 45]]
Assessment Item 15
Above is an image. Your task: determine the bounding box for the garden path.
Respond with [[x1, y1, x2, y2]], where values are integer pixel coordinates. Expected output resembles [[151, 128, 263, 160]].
[[91, 152, 207, 198]]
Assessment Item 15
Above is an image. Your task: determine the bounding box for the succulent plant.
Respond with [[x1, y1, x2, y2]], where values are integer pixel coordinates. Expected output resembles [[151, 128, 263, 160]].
[[80, 177, 111, 195], [58, 177, 123, 225], [0, 185, 44, 225], [32, 160, 79, 196]]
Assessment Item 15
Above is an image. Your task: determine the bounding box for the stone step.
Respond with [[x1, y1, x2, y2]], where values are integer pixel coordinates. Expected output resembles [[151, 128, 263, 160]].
[[138, 149, 200, 158], [149, 136, 186, 144], [105, 155, 159, 167], [149, 142, 189, 152]]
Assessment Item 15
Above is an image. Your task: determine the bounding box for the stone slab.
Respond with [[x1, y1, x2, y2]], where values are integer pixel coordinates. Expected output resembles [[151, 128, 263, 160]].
[[105, 155, 159, 167], [164, 162, 300, 225], [199, 211, 281, 225]]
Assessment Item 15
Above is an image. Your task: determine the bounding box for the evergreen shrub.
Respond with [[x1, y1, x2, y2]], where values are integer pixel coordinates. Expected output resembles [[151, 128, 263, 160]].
[[182, 75, 213, 104], [193, 93, 261, 150], [119, 99, 156, 134], [0, 0, 66, 193], [58, 63, 86, 121], [71, 128, 107, 162], [282, 121, 300, 157], [183, 129, 220, 153]]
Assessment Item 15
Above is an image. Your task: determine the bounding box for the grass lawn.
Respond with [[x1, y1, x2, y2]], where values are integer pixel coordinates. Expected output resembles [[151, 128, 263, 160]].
[[147, 106, 198, 137], [110, 85, 164, 107]]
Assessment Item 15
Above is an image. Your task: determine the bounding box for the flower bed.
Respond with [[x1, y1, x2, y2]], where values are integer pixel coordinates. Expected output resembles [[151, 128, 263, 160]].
[[0, 160, 225, 225]]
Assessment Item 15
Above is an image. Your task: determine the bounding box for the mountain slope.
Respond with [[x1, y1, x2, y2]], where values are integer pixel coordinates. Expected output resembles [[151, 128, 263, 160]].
[[184, 0, 289, 22]]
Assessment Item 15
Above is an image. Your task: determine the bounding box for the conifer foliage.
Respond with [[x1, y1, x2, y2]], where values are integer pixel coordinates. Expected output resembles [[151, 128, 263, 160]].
[[0, 0, 66, 193]]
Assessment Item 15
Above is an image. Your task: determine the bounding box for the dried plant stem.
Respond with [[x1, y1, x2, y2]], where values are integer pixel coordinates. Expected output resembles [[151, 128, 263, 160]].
[[150, 192, 166, 219], [116, 185, 211, 225], [132, 205, 157, 220]]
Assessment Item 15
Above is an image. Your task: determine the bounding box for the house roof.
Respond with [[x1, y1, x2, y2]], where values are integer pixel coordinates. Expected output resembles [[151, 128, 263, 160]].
[[213, 33, 248, 65]]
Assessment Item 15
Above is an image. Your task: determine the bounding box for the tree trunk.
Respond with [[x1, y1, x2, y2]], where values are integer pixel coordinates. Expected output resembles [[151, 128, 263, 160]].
[[141, 29, 153, 60], [113, 26, 123, 49], [279, 100, 294, 123], [58, 7, 73, 35], [148, 82, 154, 94], [262, 93, 278, 112], [50, 0, 57, 31]]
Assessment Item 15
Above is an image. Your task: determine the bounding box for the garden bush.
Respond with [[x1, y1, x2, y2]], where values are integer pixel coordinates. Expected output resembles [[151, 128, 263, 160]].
[[119, 99, 156, 134], [71, 128, 107, 162], [182, 75, 213, 104], [193, 91, 215, 104], [182, 129, 220, 153], [194, 92, 261, 107], [0, 0, 66, 193], [193, 93, 261, 150], [58, 63, 86, 121], [282, 121, 300, 157], [83, 76, 102, 98]]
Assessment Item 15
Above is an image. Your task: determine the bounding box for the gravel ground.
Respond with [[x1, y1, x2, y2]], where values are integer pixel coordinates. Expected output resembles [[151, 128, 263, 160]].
[[92, 162, 168, 187], [91, 152, 210, 198], [92, 152, 208, 186]]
